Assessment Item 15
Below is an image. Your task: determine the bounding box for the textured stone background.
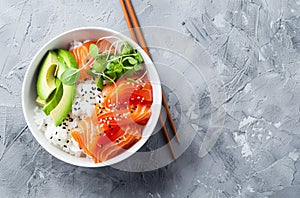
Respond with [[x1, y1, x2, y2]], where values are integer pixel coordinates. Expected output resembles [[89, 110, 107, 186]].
[[1, 0, 300, 197]]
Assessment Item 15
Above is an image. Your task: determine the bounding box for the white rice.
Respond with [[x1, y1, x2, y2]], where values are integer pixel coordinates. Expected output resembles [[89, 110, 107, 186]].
[[34, 78, 102, 156]]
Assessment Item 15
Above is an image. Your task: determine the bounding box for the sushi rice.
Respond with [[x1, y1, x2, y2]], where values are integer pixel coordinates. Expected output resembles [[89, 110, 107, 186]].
[[34, 78, 103, 157]]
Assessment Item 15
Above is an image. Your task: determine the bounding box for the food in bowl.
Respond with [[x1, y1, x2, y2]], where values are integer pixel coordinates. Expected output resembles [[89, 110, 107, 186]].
[[33, 36, 153, 163]]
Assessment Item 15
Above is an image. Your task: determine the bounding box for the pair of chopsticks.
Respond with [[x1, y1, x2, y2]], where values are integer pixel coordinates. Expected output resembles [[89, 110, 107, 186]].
[[120, 0, 180, 160]]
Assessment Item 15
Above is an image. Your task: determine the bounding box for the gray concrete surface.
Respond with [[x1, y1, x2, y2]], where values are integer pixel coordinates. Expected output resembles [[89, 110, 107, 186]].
[[1, 0, 300, 197]]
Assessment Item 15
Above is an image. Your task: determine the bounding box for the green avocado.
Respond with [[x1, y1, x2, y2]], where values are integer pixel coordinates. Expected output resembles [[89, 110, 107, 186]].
[[36, 51, 58, 100], [43, 79, 63, 115], [50, 84, 76, 126], [48, 49, 78, 126], [36, 97, 47, 107], [56, 49, 78, 80]]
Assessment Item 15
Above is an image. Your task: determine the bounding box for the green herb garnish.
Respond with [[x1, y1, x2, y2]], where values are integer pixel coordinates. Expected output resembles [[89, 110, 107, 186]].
[[60, 68, 80, 85], [60, 41, 144, 89]]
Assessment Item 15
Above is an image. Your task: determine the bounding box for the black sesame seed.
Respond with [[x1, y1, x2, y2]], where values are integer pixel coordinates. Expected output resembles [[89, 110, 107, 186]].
[[85, 91, 87, 94], [50, 136, 53, 139], [55, 132, 58, 135], [69, 118, 73, 122], [63, 145, 67, 148], [66, 140, 69, 143], [62, 126, 66, 129], [44, 123, 48, 126], [58, 139, 61, 141], [97, 88, 101, 91]]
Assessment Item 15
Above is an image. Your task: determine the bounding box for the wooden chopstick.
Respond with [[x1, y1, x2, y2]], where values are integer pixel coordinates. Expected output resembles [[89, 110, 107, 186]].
[[159, 114, 177, 159], [123, 0, 180, 143], [120, 0, 179, 159]]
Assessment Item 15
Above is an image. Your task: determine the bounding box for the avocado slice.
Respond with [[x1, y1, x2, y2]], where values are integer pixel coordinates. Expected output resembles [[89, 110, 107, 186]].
[[49, 49, 78, 126], [36, 51, 58, 100], [50, 84, 76, 126], [56, 49, 78, 80], [36, 97, 47, 107], [43, 79, 63, 115], [57, 49, 78, 68]]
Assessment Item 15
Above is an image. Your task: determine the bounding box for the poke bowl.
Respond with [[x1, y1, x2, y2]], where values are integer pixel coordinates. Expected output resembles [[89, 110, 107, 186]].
[[22, 27, 162, 167]]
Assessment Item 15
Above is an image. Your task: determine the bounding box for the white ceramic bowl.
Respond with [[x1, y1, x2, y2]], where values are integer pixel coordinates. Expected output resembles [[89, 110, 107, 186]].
[[22, 27, 162, 167]]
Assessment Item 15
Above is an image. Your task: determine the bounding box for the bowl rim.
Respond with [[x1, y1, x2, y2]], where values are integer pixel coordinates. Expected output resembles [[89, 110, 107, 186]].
[[22, 26, 162, 167]]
